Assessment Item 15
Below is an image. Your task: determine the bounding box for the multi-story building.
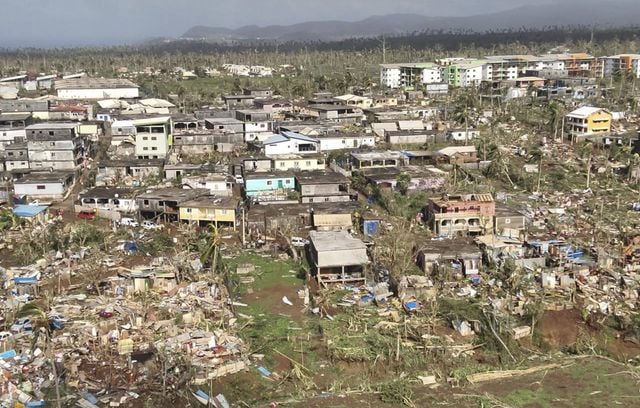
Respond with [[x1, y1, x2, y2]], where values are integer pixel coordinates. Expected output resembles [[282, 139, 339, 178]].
[[380, 63, 442, 89], [441, 60, 486, 87], [295, 171, 351, 204], [602, 54, 640, 78], [424, 193, 496, 237], [565, 107, 612, 142], [25, 123, 85, 170], [235, 110, 274, 142], [0, 112, 30, 149], [134, 116, 172, 159], [4, 142, 29, 171]]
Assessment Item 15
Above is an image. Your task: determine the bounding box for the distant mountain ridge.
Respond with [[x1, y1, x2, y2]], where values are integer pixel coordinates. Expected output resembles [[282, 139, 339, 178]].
[[182, 1, 640, 42]]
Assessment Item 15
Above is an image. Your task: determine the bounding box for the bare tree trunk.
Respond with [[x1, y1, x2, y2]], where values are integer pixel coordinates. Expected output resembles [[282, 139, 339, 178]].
[[49, 341, 62, 408]]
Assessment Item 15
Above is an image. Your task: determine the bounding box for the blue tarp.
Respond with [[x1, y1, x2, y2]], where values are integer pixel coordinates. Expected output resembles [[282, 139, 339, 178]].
[[123, 242, 139, 252], [404, 301, 419, 311], [80, 391, 99, 404], [0, 349, 17, 359], [363, 219, 381, 236], [193, 389, 210, 405], [257, 366, 272, 377], [14, 276, 38, 284], [13, 205, 48, 218], [27, 401, 46, 407]]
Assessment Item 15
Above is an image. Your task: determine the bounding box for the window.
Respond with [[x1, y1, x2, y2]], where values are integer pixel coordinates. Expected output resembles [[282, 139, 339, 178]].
[[306, 161, 311, 166], [220, 209, 227, 215], [143, 137, 148, 140], [143, 147, 148, 151], [186, 208, 192, 213], [267, 180, 273, 185], [151, 136, 157, 141], [7, 152, 13, 157], [51, 152, 56, 157], [49, 131, 54, 136], [285, 179, 291, 184], [37, 185, 46, 190], [280, 162, 285, 167], [143, 200, 149, 205], [151, 147, 157, 151]]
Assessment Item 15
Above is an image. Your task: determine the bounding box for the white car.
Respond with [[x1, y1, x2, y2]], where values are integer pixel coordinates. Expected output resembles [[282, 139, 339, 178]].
[[100, 258, 117, 267], [10, 318, 33, 333], [142, 220, 163, 230], [290, 237, 309, 247], [234, 174, 244, 184], [0, 331, 12, 341], [119, 217, 139, 227]]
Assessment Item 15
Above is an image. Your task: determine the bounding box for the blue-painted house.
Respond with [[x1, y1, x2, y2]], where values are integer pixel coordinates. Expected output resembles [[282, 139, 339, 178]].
[[244, 171, 296, 202]]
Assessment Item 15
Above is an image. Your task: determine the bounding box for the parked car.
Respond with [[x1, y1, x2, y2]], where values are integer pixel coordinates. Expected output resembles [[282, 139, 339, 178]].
[[100, 258, 117, 267], [290, 237, 309, 247], [0, 331, 13, 341], [234, 174, 244, 184], [119, 217, 139, 227], [98, 310, 113, 319], [49, 318, 65, 331], [10, 318, 33, 333], [142, 220, 163, 230], [76, 210, 97, 220]]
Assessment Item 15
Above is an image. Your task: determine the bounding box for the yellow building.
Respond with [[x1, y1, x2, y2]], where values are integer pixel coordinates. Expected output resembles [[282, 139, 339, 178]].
[[566, 107, 612, 142], [179, 196, 238, 228], [272, 154, 326, 171], [335, 94, 373, 108]]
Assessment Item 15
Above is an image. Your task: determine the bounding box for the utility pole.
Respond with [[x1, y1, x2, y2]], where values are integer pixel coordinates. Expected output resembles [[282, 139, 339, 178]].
[[378, 35, 387, 64], [241, 205, 246, 246]]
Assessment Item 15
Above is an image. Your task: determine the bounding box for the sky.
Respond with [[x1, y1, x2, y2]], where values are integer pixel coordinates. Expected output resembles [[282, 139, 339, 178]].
[[0, 0, 538, 48]]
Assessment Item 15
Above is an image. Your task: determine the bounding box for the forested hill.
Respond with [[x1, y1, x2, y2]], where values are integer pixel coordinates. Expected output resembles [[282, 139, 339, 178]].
[[182, 0, 640, 42], [146, 26, 640, 55]]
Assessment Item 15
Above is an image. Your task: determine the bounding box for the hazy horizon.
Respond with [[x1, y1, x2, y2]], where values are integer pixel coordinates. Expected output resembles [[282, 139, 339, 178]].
[[0, 0, 547, 48], [0, 0, 634, 48]]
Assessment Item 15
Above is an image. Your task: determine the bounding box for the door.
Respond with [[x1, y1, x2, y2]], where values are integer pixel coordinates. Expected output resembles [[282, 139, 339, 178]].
[[277, 180, 284, 189]]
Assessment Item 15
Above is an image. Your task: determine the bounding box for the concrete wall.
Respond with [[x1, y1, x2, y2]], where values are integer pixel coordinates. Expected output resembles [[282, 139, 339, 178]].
[[14, 182, 66, 198], [57, 87, 139, 100], [0, 129, 27, 148], [319, 136, 375, 151]]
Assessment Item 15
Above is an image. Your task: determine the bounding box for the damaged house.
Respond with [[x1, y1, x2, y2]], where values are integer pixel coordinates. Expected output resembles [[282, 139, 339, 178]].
[[136, 187, 209, 221], [416, 239, 482, 277], [295, 170, 351, 203], [308, 230, 370, 286], [423, 193, 496, 237]]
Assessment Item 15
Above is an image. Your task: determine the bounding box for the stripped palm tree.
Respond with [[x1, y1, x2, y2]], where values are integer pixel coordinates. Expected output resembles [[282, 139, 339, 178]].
[[17, 302, 61, 408], [200, 224, 222, 274]]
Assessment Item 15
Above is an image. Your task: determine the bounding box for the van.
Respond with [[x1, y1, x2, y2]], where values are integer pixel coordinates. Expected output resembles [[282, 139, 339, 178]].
[[119, 217, 139, 227]]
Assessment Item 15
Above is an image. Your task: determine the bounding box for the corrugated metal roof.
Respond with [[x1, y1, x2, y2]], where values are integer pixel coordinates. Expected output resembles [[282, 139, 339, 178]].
[[13, 205, 48, 217]]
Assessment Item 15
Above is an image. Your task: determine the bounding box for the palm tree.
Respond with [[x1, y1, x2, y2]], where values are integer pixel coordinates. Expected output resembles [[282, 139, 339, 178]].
[[546, 101, 565, 141], [200, 224, 222, 274], [17, 302, 61, 408]]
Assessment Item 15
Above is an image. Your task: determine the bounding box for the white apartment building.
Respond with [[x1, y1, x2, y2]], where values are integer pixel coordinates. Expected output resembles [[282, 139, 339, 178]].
[[134, 117, 171, 159], [380, 63, 442, 89], [380, 64, 402, 88]]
